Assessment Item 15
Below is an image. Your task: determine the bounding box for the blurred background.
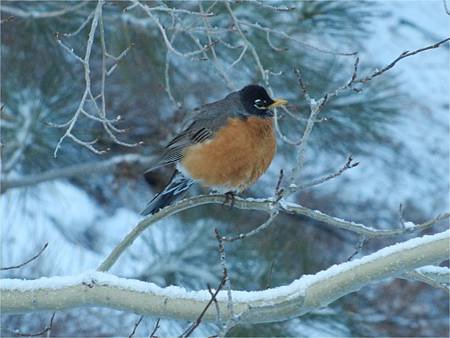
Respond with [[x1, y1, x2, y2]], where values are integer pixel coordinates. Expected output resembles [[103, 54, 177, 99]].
[[1, 0, 449, 336]]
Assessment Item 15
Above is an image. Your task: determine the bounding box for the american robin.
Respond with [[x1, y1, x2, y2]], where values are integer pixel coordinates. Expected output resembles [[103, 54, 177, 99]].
[[141, 84, 287, 216]]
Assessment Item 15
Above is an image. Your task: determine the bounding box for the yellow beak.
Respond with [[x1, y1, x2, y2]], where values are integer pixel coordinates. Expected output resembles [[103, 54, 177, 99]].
[[268, 98, 288, 109]]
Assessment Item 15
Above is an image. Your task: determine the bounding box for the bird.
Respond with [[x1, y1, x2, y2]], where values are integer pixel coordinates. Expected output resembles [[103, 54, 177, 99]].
[[141, 84, 287, 216]]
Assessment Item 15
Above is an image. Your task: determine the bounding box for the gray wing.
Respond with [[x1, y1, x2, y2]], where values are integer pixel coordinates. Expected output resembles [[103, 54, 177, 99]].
[[145, 102, 236, 173]]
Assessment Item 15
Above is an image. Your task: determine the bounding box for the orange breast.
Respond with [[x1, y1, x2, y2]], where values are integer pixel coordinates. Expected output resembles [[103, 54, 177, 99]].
[[180, 116, 276, 192]]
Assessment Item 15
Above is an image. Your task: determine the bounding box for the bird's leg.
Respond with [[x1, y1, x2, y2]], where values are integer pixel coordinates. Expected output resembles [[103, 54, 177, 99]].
[[223, 191, 236, 209]]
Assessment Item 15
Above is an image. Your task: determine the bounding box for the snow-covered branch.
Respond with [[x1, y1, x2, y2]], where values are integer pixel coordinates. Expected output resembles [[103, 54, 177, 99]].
[[2, 230, 448, 324], [401, 265, 450, 292], [97, 194, 449, 272]]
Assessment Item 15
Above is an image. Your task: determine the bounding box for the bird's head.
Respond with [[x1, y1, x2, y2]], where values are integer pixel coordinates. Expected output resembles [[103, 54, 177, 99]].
[[239, 84, 287, 117]]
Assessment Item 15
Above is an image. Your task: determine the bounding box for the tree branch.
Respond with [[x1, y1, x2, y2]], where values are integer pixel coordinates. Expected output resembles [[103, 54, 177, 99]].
[[354, 37, 450, 84], [3, 230, 448, 324], [1, 154, 155, 193], [97, 194, 450, 272], [0, 2, 88, 19], [0, 243, 48, 271]]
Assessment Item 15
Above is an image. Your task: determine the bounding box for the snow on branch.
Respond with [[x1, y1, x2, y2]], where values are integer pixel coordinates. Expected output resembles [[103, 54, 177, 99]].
[[2, 230, 448, 324], [97, 194, 449, 272]]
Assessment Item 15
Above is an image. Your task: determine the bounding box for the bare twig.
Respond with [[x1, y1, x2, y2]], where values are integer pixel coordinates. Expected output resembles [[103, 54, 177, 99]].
[[221, 212, 279, 242], [106, 44, 133, 76], [294, 67, 313, 104], [347, 236, 367, 261], [12, 312, 56, 337], [289, 67, 324, 183], [1, 154, 155, 193], [323, 55, 361, 103], [355, 37, 450, 84], [123, 3, 214, 17], [53, 0, 136, 156], [180, 275, 226, 337], [238, 20, 357, 57], [0, 2, 88, 19], [285, 38, 448, 189], [198, 2, 236, 89], [444, 0, 450, 14], [250, 0, 296, 12], [149, 318, 161, 337], [207, 284, 222, 323], [274, 169, 284, 199], [273, 106, 306, 146], [98, 13, 139, 148], [128, 315, 143, 338], [298, 155, 359, 191], [1, 242, 48, 271], [265, 259, 276, 289], [53, 0, 106, 156], [225, 1, 269, 86], [133, 0, 214, 58], [214, 228, 234, 321], [265, 31, 288, 52]]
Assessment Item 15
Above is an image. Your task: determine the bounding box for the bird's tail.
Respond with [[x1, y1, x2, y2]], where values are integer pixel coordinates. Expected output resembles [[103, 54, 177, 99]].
[[140, 170, 194, 216]]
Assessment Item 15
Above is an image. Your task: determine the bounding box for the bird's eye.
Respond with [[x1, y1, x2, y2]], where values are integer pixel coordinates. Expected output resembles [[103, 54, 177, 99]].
[[254, 99, 266, 109]]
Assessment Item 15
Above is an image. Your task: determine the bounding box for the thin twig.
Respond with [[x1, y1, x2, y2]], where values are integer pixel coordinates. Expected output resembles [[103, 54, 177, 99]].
[[225, 1, 269, 86], [134, 0, 214, 58], [12, 312, 56, 337], [355, 37, 450, 84], [265, 259, 276, 289], [274, 169, 284, 200], [214, 228, 234, 322], [298, 155, 359, 191], [53, 0, 106, 157], [180, 275, 226, 337], [444, 0, 450, 15], [98, 12, 139, 147], [128, 315, 143, 338], [1, 154, 154, 193], [0, 2, 88, 19], [207, 283, 222, 324], [238, 20, 357, 57], [347, 236, 367, 261], [221, 212, 279, 242], [149, 318, 161, 337], [250, 0, 296, 12], [53, 0, 136, 156], [290, 67, 324, 184], [123, 3, 215, 17], [199, 2, 236, 89], [1, 243, 48, 271], [294, 67, 312, 103]]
